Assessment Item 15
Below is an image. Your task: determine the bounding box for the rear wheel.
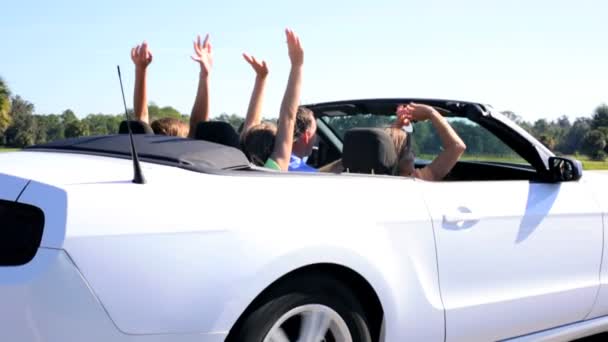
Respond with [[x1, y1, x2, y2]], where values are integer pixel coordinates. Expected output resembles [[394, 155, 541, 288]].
[[229, 274, 372, 342]]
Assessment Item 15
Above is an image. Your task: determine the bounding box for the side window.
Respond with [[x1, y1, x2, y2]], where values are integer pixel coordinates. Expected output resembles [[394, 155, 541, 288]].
[[412, 117, 530, 166]]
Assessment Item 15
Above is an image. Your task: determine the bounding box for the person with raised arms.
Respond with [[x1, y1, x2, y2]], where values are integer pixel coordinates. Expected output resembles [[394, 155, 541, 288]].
[[130, 41, 189, 137], [241, 29, 304, 171]]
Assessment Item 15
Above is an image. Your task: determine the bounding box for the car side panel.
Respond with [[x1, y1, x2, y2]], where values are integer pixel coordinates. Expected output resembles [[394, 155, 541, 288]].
[[0, 172, 29, 200], [0, 249, 225, 342], [584, 171, 608, 319], [61, 172, 444, 341]]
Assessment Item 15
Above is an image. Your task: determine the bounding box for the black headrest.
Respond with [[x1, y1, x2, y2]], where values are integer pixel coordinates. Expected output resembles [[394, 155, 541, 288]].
[[194, 121, 240, 148], [342, 128, 397, 175], [118, 120, 154, 134]]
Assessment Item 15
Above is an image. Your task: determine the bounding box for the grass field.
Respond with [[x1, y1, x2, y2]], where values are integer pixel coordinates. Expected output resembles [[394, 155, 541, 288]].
[[418, 153, 608, 170], [575, 157, 608, 170], [0, 147, 19, 152]]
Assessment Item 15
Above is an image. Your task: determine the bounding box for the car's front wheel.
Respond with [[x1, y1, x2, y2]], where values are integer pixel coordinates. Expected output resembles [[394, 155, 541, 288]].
[[229, 274, 372, 342]]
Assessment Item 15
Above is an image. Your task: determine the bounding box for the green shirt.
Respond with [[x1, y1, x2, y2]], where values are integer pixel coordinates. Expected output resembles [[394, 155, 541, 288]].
[[264, 158, 281, 171]]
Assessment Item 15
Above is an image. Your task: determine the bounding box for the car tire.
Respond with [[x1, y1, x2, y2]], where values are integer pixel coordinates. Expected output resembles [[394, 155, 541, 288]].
[[228, 273, 372, 342]]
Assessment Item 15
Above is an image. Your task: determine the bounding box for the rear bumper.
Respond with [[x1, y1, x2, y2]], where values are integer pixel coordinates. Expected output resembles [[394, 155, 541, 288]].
[[0, 248, 227, 342]]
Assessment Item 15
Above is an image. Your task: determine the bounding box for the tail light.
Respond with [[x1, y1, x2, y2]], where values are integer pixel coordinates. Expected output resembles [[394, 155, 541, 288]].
[[0, 200, 44, 266]]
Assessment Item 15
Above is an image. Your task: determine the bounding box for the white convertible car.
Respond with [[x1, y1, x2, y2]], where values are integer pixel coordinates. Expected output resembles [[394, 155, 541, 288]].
[[1, 99, 607, 342]]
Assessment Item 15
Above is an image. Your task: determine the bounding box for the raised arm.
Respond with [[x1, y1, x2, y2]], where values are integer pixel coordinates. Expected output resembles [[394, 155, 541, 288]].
[[399, 103, 466, 181], [269, 29, 304, 171], [240, 53, 269, 142], [189, 34, 213, 138], [131, 41, 153, 124]]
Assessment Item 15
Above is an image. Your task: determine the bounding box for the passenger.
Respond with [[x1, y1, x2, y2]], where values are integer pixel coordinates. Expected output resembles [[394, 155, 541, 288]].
[[388, 103, 466, 181], [129, 40, 192, 138], [151, 117, 189, 137], [241, 29, 304, 171]]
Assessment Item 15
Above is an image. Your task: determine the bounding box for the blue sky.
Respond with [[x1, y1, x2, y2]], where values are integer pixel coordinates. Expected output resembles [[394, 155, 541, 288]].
[[1, 0, 607, 121]]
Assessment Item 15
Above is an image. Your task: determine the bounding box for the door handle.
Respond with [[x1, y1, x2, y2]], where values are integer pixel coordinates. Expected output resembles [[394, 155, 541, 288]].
[[443, 212, 480, 224]]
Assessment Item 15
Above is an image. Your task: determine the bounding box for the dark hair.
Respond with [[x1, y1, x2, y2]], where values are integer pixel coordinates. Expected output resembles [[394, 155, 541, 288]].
[[293, 107, 314, 141], [242, 122, 277, 166]]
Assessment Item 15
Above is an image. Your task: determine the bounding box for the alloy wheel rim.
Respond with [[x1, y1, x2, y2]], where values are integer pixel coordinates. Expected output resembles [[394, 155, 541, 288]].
[[263, 304, 353, 342]]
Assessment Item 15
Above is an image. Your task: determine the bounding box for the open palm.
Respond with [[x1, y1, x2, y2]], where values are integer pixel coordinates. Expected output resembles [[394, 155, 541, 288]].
[[191, 34, 213, 75], [243, 53, 268, 78]]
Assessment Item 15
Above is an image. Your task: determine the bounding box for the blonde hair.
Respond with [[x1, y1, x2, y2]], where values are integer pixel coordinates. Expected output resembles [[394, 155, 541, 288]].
[[384, 127, 414, 175], [151, 118, 189, 137], [384, 127, 407, 156], [242, 122, 277, 166]]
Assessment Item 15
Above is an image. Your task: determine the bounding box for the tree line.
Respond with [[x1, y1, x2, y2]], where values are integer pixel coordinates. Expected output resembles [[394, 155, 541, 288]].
[[1, 76, 607, 160]]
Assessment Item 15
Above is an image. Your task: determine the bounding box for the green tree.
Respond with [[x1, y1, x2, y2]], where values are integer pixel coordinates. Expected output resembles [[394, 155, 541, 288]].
[[159, 106, 182, 119], [599, 127, 608, 153], [43, 114, 65, 142], [83, 114, 121, 136], [148, 102, 161, 120], [33, 115, 48, 144], [148, 103, 183, 122], [4, 96, 36, 147], [0, 77, 11, 138], [556, 115, 571, 130], [532, 119, 550, 137], [64, 120, 90, 138], [591, 104, 608, 129], [61, 109, 77, 125], [559, 117, 591, 154], [582, 130, 607, 161]]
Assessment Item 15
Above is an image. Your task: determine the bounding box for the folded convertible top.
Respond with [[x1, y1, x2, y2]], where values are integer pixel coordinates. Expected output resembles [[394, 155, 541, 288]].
[[25, 134, 250, 171]]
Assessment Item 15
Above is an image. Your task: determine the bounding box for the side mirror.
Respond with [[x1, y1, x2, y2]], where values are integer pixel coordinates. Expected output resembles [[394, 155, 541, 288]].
[[548, 157, 583, 182]]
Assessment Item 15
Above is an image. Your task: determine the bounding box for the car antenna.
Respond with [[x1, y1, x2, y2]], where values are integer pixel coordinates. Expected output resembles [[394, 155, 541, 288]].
[[117, 65, 146, 184]]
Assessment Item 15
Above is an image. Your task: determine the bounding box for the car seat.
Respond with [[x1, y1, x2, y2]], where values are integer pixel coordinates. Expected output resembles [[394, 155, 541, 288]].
[[194, 121, 240, 148], [118, 120, 154, 135], [342, 128, 398, 175]]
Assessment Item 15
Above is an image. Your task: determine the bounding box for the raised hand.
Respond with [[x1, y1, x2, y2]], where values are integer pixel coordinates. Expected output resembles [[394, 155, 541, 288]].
[[285, 28, 303, 67], [131, 41, 153, 69], [393, 104, 411, 128], [241, 53, 269, 141], [398, 102, 466, 181], [269, 28, 304, 171], [397, 103, 438, 123], [243, 53, 269, 78], [191, 34, 213, 75]]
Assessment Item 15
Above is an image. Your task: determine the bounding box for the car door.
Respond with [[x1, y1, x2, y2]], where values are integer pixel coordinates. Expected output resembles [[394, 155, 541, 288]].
[[418, 118, 604, 342], [584, 171, 608, 319]]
